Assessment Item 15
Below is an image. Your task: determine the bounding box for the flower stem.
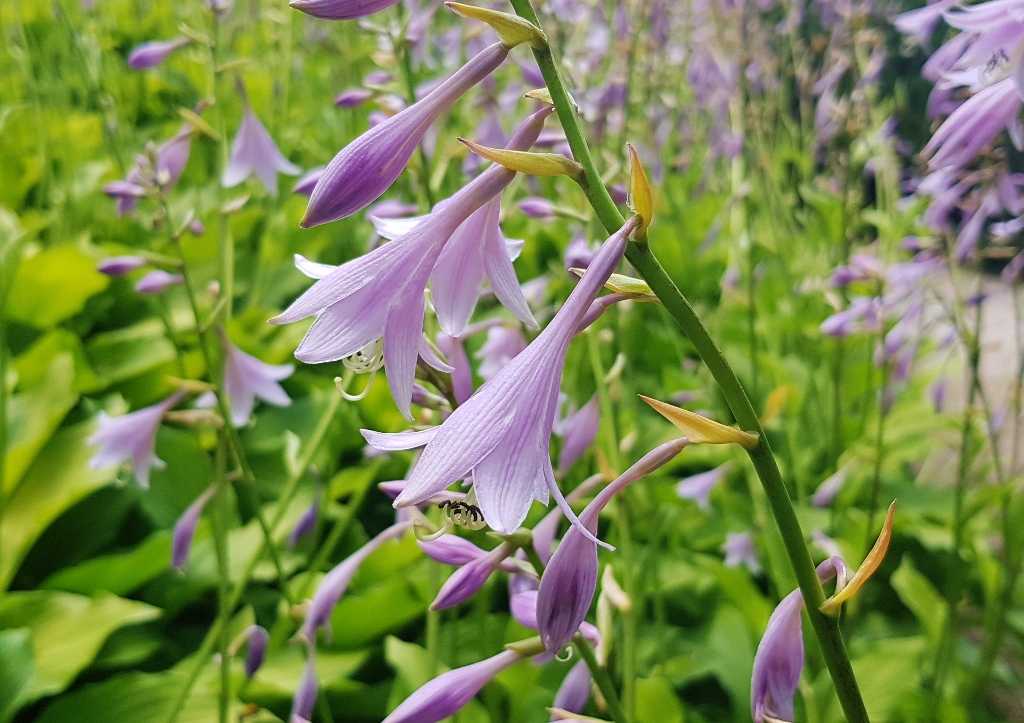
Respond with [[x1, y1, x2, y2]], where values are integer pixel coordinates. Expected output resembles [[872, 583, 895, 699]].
[[507, 1, 868, 719], [573, 633, 630, 723]]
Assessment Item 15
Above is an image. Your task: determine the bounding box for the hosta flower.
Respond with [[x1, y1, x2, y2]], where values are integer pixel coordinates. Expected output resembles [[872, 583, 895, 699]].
[[722, 531, 761, 574], [272, 108, 549, 419], [98, 255, 146, 276], [475, 324, 527, 380], [127, 38, 190, 69], [219, 330, 294, 427], [242, 625, 269, 678], [675, 463, 729, 510], [923, 79, 1021, 171], [171, 485, 217, 569], [362, 218, 639, 536], [289, 0, 401, 21], [87, 390, 186, 488], [223, 99, 301, 195], [555, 395, 600, 475], [135, 270, 183, 294], [302, 42, 509, 227], [104, 129, 193, 215]]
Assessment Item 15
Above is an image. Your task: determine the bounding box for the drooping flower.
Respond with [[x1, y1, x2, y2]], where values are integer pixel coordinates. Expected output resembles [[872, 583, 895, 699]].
[[219, 329, 294, 427], [171, 485, 217, 569], [272, 108, 549, 419], [302, 42, 510, 227], [362, 218, 640, 537], [223, 99, 301, 195], [382, 649, 523, 723], [87, 390, 186, 488], [923, 79, 1022, 171], [127, 38, 190, 69]]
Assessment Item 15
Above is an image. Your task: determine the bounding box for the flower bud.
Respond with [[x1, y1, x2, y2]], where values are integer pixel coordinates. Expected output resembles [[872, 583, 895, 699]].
[[172, 485, 217, 570], [127, 38, 190, 69], [98, 255, 146, 276], [640, 395, 759, 448], [460, 140, 584, 180], [135, 269, 184, 294]]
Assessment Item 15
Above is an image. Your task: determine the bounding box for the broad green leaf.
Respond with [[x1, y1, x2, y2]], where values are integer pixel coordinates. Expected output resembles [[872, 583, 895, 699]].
[[248, 643, 368, 700], [6, 244, 108, 328], [0, 628, 33, 723], [0, 421, 116, 589], [0, 590, 160, 708], [40, 531, 172, 596], [85, 319, 178, 390], [330, 575, 430, 649], [847, 637, 927, 723], [636, 675, 686, 723], [13, 328, 99, 393], [890, 555, 946, 643], [4, 351, 78, 495]]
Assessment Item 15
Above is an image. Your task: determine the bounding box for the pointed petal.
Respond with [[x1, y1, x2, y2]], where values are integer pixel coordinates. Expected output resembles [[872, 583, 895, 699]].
[[482, 200, 538, 329], [361, 426, 440, 450], [293, 288, 389, 363], [431, 205, 488, 337], [384, 285, 427, 420], [419, 337, 455, 373]]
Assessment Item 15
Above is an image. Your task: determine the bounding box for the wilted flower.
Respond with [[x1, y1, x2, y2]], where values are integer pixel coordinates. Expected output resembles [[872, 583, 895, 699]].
[[219, 330, 294, 427], [171, 485, 217, 569], [127, 38, 190, 69], [223, 98, 301, 195], [363, 218, 639, 537], [87, 390, 186, 488]]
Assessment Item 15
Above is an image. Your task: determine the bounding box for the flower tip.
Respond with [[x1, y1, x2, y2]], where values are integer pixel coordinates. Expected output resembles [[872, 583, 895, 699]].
[[461, 138, 583, 180], [444, 2, 547, 49], [626, 143, 653, 241], [639, 394, 758, 448]]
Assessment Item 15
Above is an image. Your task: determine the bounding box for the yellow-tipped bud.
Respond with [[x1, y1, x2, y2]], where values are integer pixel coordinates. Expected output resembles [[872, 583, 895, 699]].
[[178, 108, 219, 140], [568, 269, 657, 300], [821, 501, 896, 616], [445, 2, 547, 49], [639, 395, 759, 449], [459, 138, 584, 180], [524, 88, 554, 104], [626, 143, 653, 241]]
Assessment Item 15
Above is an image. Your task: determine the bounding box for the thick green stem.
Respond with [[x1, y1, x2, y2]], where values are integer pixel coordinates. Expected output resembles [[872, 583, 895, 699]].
[[573, 633, 630, 723], [507, 1, 869, 719]]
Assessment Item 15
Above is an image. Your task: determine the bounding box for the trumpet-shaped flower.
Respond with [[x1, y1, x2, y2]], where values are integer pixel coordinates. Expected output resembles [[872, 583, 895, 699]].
[[223, 102, 301, 195], [87, 391, 186, 488], [722, 531, 761, 574], [362, 218, 638, 538], [302, 43, 509, 227], [273, 109, 549, 419], [219, 330, 294, 427]]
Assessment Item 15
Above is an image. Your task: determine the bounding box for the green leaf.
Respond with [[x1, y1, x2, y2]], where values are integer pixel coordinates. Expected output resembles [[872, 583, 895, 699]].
[[890, 555, 946, 643], [85, 319, 178, 391], [40, 531, 172, 596], [6, 244, 108, 328], [0, 628, 33, 723], [0, 590, 160, 709], [636, 676, 686, 723], [4, 351, 78, 495], [0, 421, 117, 590], [330, 575, 430, 649]]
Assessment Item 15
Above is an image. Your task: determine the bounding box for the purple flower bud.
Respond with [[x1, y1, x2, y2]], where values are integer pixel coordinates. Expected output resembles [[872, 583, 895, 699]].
[[127, 38, 190, 69], [430, 542, 514, 610], [243, 625, 269, 678], [557, 395, 600, 474], [335, 88, 373, 108], [188, 219, 206, 235], [564, 236, 596, 272], [290, 0, 402, 21], [722, 531, 761, 574], [751, 587, 804, 723], [98, 255, 146, 276], [382, 649, 522, 723], [518, 197, 556, 219], [553, 660, 591, 714], [364, 70, 393, 86], [303, 43, 509, 227], [419, 536, 489, 566], [135, 269, 183, 294], [288, 493, 321, 548], [675, 464, 729, 510], [172, 485, 217, 569], [291, 648, 318, 723], [811, 467, 848, 508]]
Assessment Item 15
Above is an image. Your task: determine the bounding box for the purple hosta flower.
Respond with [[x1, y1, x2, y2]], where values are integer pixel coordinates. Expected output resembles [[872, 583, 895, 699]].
[[831, 253, 883, 287], [135, 270, 183, 294], [564, 236, 596, 272], [476, 324, 527, 380], [293, 167, 325, 196], [171, 485, 217, 569], [223, 101, 301, 195], [556, 395, 600, 475], [291, 647, 318, 723], [537, 438, 691, 652], [290, 0, 401, 21], [362, 218, 640, 538], [127, 38, 190, 69], [722, 531, 761, 575], [302, 43, 509, 227], [553, 660, 591, 714], [429, 541, 516, 610], [811, 466, 848, 508], [925, 79, 1022, 171], [435, 333, 474, 405], [301, 521, 411, 643], [104, 129, 193, 215], [98, 255, 146, 276], [243, 625, 269, 678], [518, 196, 556, 219], [382, 649, 522, 723], [335, 88, 373, 108], [893, 0, 957, 45], [219, 330, 294, 427], [87, 390, 186, 488], [675, 463, 729, 511], [288, 491, 321, 548], [820, 298, 880, 338], [273, 110, 548, 420], [930, 377, 948, 413]]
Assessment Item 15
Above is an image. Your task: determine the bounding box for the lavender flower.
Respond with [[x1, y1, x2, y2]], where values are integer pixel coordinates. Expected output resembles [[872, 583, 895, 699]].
[[751, 586, 804, 723], [291, 647, 318, 723], [223, 101, 301, 195], [219, 330, 294, 427], [382, 649, 522, 723], [104, 130, 192, 215], [87, 390, 186, 488], [537, 438, 691, 652], [98, 255, 146, 276], [135, 270, 183, 294], [518, 197, 556, 219], [302, 43, 509, 227], [288, 492, 321, 548], [435, 333, 474, 404], [171, 485, 217, 569], [556, 395, 600, 475], [243, 625, 269, 678], [301, 521, 411, 642], [811, 466, 848, 507], [273, 109, 549, 419], [675, 463, 729, 510], [127, 38, 190, 69], [289, 0, 402, 21], [429, 542, 515, 610], [553, 660, 591, 714], [924, 79, 1021, 171], [362, 218, 640, 538], [475, 325, 527, 380], [334, 88, 373, 107], [722, 531, 761, 574]]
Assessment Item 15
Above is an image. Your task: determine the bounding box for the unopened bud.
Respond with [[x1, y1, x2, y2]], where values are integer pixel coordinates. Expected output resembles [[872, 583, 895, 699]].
[[445, 2, 547, 49], [626, 144, 653, 242], [459, 139, 584, 181], [639, 395, 759, 449]]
